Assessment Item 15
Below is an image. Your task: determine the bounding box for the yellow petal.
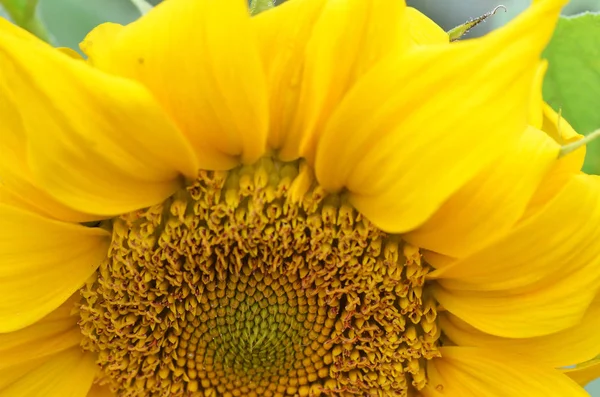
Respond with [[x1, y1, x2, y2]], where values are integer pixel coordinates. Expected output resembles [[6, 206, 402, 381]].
[[0, 20, 198, 217], [315, 0, 566, 233], [0, 204, 110, 332], [0, 348, 96, 397], [543, 102, 584, 145], [79, 22, 121, 65], [431, 174, 600, 338], [564, 358, 600, 387], [525, 103, 585, 217], [430, 173, 600, 292], [252, 0, 326, 151], [87, 385, 115, 397], [528, 61, 547, 129], [439, 292, 600, 367], [0, 295, 81, 371], [81, 0, 268, 169], [0, 14, 45, 42], [404, 126, 559, 257], [278, 0, 409, 162], [0, 80, 101, 222], [0, 185, 46, 215], [57, 47, 82, 59], [0, 359, 47, 390], [423, 347, 588, 397], [406, 7, 448, 45], [433, 276, 597, 338]]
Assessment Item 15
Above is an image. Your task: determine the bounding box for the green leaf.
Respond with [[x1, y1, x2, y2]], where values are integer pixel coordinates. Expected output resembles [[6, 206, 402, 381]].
[[542, 12, 600, 174]]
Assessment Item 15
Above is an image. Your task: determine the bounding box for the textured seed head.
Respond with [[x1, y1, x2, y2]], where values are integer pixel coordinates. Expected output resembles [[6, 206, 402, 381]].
[[79, 159, 440, 397]]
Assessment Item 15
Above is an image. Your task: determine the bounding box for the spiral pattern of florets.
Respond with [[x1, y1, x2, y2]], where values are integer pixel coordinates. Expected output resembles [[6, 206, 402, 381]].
[[79, 158, 440, 397]]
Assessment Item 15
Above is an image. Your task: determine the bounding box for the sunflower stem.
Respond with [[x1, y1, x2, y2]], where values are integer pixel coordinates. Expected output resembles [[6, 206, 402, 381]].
[[447, 5, 507, 42], [0, 0, 50, 42], [559, 129, 600, 158]]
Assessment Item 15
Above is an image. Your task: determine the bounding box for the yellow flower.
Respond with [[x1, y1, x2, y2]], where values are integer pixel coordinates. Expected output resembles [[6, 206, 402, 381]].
[[1, 0, 599, 396]]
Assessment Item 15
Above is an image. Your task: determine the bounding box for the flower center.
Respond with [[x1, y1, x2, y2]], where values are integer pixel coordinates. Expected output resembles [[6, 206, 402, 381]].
[[78, 158, 441, 397]]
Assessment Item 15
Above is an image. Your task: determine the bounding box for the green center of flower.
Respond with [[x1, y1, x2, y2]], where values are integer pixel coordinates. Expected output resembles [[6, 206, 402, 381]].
[[78, 158, 441, 396]]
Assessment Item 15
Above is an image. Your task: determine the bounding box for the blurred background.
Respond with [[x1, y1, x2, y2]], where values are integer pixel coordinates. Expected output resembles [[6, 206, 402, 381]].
[[1, 0, 598, 48], [408, 0, 600, 36], [1, 0, 599, 394]]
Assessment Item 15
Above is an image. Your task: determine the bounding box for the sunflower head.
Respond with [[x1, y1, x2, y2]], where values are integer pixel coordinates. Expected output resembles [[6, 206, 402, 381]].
[[78, 160, 439, 396], [1, 0, 600, 397]]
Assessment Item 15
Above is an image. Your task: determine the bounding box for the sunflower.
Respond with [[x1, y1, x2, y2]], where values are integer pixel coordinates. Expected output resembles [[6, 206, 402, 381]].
[[1, 0, 600, 396]]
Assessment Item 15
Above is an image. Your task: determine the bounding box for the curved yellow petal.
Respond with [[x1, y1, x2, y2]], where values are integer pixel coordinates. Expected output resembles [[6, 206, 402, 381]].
[[274, 0, 409, 162], [529, 61, 547, 129], [0, 295, 81, 372], [0, 348, 96, 397], [57, 47, 82, 59], [79, 22, 121, 64], [0, 204, 110, 332], [564, 359, 600, 387], [315, 0, 566, 233], [0, 13, 45, 43], [82, 0, 268, 169], [439, 293, 600, 367], [87, 385, 116, 397], [430, 173, 600, 293], [432, 186, 600, 339], [406, 7, 448, 45], [252, 0, 326, 151], [433, 277, 597, 338], [525, 103, 585, 217], [432, 178, 600, 338], [404, 126, 559, 257], [0, 185, 48, 215], [431, 173, 600, 338], [0, 21, 87, 219], [0, 20, 198, 218], [0, 358, 47, 390], [423, 347, 588, 397], [0, 81, 101, 223]]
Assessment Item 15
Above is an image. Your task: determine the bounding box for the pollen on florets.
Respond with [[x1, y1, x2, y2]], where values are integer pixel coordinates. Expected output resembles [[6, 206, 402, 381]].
[[78, 157, 441, 397]]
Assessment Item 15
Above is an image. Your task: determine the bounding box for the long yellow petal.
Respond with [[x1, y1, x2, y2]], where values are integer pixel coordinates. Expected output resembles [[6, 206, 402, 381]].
[[87, 385, 116, 397], [252, 0, 326, 151], [0, 204, 110, 332], [0, 81, 101, 222], [432, 173, 600, 338], [0, 348, 96, 397], [0, 19, 198, 217], [81, 0, 268, 169], [406, 7, 448, 45], [422, 347, 588, 397], [404, 126, 559, 257], [528, 61, 547, 129], [525, 103, 585, 217], [315, 0, 566, 233], [439, 293, 600, 368], [564, 359, 600, 387], [433, 276, 597, 338], [0, 23, 84, 222], [277, 0, 409, 162], [0, 359, 47, 390], [430, 173, 600, 292], [0, 185, 46, 215], [0, 295, 81, 371]]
